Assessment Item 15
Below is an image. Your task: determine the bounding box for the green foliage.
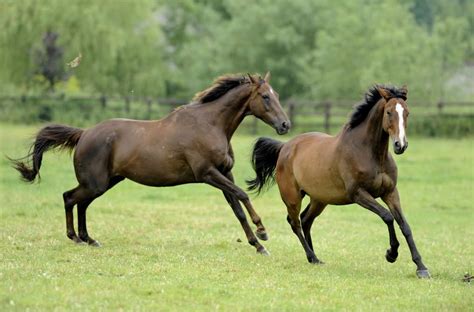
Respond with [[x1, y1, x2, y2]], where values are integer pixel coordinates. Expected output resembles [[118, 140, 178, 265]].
[[0, 0, 472, 102], [1, 124, 473, 310], [305, 0, 470, 101], [0, 0, 166, 96], [410, 114, 474, 137]]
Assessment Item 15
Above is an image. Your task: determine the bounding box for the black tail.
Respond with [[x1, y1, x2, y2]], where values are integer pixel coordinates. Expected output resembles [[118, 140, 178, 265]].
[[9, 124, 83, 183], [246, 137, 283, 194]]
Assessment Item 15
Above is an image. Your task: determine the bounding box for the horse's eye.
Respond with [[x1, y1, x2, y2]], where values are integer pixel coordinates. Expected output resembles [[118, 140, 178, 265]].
[[262, 94, 270, 105], [386, 111, 391, 116]]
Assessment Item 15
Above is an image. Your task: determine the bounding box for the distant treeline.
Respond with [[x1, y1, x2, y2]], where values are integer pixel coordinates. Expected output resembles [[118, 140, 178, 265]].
[[0, 0, 472, 103]]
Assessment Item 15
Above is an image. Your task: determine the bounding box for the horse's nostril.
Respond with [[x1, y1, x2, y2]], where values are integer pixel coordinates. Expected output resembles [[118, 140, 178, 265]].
[[394, 141, 401, 148], [282, 121, 290, 129]]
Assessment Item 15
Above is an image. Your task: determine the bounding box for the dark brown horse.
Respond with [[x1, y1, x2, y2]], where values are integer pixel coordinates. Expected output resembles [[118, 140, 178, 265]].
[[247, 85, 430, 278], [11, 73, 290, 255]]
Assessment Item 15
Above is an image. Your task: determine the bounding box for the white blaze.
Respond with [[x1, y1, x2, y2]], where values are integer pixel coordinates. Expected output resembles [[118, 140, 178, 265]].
[[395, 103, 405, 146], [269, 87, 275, 95]]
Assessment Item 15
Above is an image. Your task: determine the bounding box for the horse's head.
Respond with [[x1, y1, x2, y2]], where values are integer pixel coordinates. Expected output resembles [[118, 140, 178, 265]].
[[247, 72, 291, 135], [378, 86, 409, 154]]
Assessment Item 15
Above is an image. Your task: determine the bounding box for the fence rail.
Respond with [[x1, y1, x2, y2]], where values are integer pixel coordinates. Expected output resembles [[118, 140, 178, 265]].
[[0, 95, 472, 135]]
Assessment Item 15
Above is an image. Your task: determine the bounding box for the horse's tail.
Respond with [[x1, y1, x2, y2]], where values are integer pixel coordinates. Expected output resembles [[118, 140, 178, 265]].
[[246, 137, 283, 194], [9, 124, 83, 183]]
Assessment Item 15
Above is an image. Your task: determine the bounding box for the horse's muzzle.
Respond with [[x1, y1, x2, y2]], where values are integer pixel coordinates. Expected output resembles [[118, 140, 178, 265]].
[[276, 120, 291, 135], [393, 140, 408, 154]]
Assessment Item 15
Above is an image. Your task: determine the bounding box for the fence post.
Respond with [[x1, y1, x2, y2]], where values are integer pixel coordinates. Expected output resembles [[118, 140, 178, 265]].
[[100, 95, 107, 109], [324, 101, 331, 134], [252, 118, 258, 135], [437, 101, 444, 114], [146, 97, 152, 119], [288, 100, 295, 128], [124, 96, 130, 113]]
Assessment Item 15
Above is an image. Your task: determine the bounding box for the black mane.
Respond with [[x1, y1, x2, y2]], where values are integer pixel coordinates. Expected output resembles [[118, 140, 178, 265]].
[[348, 84, 407, 129], [193, 74, 251, 104]]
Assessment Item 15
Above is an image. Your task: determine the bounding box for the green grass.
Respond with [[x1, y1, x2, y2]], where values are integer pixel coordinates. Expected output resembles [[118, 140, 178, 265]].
[[0, 123, 473, 311]]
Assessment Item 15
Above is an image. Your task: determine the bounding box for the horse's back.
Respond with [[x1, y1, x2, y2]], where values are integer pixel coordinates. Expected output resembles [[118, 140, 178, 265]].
[[76, 118, 156, 154], [72, 118, 194, 186]]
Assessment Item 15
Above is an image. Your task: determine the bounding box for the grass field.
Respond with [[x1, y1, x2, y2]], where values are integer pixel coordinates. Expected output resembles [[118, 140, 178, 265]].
[[1, 123, 473, 311]]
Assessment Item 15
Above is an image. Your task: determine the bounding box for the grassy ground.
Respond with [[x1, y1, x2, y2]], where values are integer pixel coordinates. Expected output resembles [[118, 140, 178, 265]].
[[0, 123, 473, 311]]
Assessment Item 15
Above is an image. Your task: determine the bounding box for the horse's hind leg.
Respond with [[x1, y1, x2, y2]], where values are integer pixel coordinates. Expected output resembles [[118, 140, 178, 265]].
[[301, 199, 326, 258], [202, 167, 268, 255], [222, 191, 268, 255], [76, 176, 125, 246], [63, 184, 107, 246], [62, 186, 101, 245], [62, 174, 123, 246], [281, 182, 320, 264], [63, 187, 83, 244], [225, 171, 267, 240]]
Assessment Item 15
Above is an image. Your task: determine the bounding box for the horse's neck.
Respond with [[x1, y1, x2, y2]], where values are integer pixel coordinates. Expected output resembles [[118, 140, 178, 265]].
[[349, 101, 389, 164], [201, 85, 252, 139]]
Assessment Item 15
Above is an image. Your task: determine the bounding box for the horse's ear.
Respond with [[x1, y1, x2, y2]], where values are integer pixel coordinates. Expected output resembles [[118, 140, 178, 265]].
[[264, 71, 271, 82], [247, 73, 259, 84], [400, 85, 408, 99], [377, 86, 392, 101]]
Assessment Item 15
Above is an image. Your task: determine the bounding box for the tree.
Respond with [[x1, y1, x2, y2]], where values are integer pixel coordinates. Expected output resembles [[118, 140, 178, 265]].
[[33, 31, 66, 92], [161, 0, 323, 100], [0, 0, 167, 96], [303, 0, 469, 101]]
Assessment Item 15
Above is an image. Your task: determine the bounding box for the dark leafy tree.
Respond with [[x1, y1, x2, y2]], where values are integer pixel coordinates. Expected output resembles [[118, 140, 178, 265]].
[[34, 31, 66, 92]]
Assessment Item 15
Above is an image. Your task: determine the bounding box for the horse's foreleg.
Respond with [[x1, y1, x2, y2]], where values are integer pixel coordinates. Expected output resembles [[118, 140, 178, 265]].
[[202, 168, 268, 255], [353, 189, 400, 264], [224, 171, 267, 240], [383, 189, 430, 278]]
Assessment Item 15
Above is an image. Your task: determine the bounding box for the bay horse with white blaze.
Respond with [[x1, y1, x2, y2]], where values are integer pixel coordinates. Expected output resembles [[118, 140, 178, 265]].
[[11, 72, 290, 255], [247, 85, 430, 278]]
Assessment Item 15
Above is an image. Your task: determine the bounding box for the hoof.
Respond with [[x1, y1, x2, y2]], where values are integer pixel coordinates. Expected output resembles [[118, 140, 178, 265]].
[[310, 260, 324, 265], [88, 240, 101, 247], [256, 230, 269, 241], [416, 269, 431, 279], [257, 248, 270, 256], [385, 249, 398, 263], [308, 257, 324, 265], [72, 237, 86, 245]]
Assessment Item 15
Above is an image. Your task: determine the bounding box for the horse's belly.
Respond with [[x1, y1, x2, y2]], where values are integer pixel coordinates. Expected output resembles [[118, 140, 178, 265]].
[[116, 157, 196, 187], [297, 166, 350, 205], [306, 184, 351, 205]]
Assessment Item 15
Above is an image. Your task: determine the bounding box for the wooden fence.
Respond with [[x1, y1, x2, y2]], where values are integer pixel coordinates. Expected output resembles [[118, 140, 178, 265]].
[[0, 95, 472, 134], [285, 99, 473, 134]]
